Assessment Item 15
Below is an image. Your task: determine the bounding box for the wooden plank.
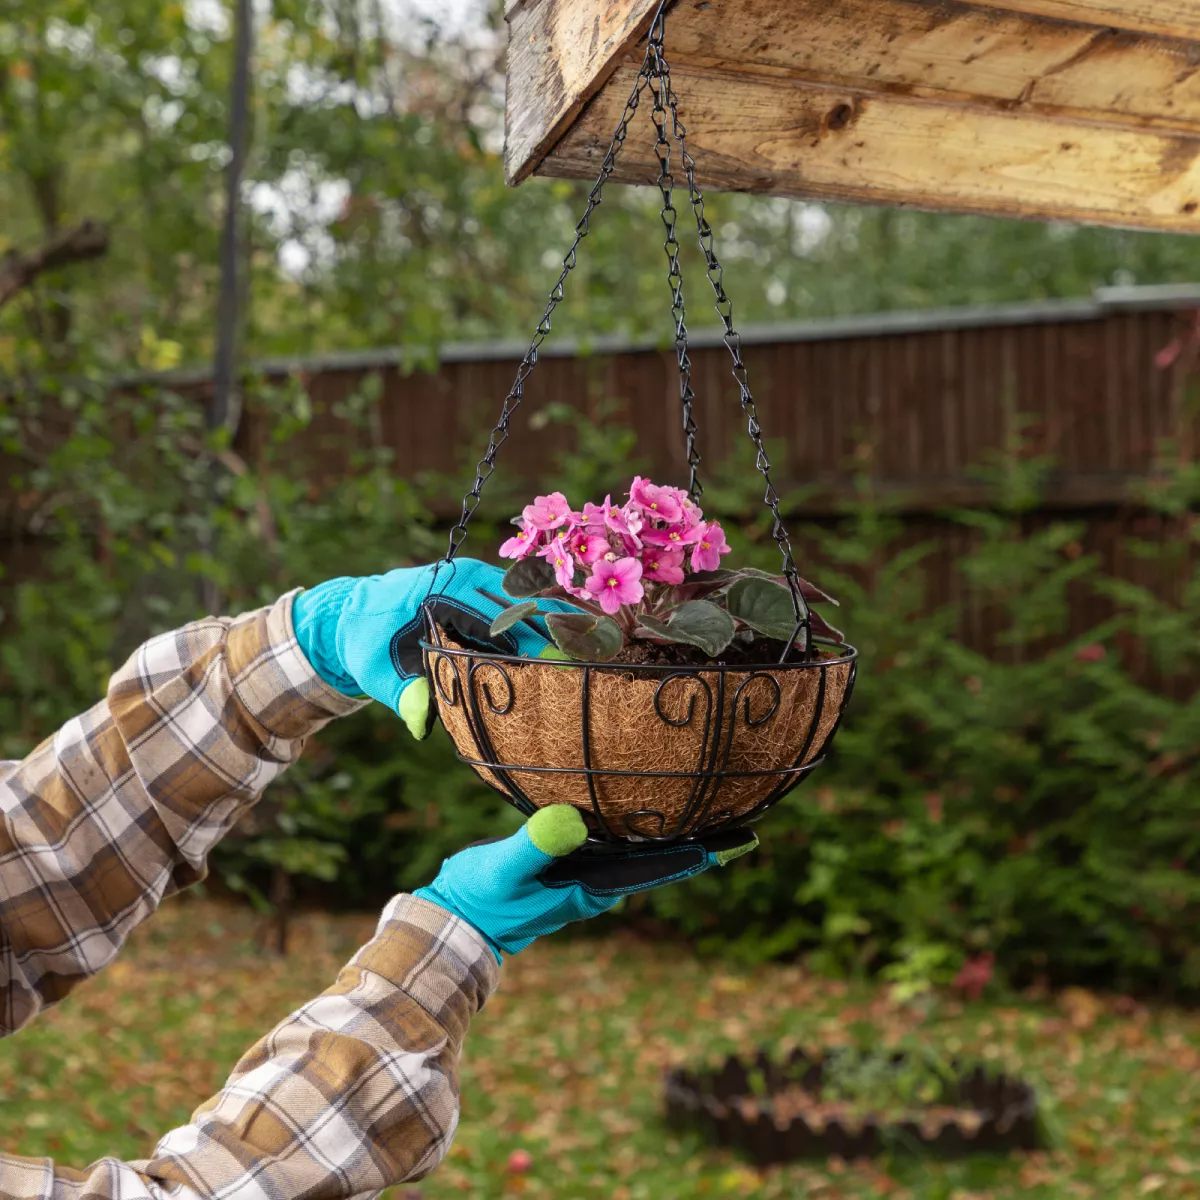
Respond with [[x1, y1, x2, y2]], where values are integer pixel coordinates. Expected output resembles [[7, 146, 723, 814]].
[[664, 0, 1200, 138], [504, 0, 661, 185], [965, 0, 1200, 42], [539, 62, 1200, 233]]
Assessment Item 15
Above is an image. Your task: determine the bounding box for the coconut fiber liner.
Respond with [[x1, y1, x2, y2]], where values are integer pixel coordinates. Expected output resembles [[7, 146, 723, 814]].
[[426, 624, 854, 839]]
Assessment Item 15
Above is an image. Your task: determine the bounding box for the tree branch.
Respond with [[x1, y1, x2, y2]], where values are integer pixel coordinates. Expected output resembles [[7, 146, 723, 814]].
[[0, 220, 109, 311]]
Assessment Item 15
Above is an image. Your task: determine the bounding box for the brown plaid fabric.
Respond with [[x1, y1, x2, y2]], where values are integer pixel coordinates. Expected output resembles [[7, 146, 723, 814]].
[[0, 594, 500, 1198]]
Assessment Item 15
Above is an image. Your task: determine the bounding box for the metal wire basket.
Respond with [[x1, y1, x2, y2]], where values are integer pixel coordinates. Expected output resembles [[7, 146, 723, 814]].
[[423, 618, 856, 841], [418, 3, 857, 844]]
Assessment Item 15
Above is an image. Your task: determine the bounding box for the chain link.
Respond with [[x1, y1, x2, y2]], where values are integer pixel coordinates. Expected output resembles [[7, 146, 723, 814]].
[[443, 37, 657, 564], [443, 3, 809, 647], [647, 28, 808, 630], [648, 51, 702, 503]]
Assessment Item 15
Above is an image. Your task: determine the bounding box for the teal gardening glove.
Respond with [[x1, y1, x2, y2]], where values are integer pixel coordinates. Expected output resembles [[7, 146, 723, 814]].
[[292, 559, 577, 739], [415, 805, 759, 960]]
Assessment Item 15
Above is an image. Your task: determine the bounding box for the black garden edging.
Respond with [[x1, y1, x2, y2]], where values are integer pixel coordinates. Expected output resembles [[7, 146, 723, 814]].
[[664, 1049, 1040, 1164]]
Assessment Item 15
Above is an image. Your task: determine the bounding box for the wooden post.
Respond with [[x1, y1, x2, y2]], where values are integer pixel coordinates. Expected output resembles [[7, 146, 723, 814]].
[[202, 0, 253, 615]]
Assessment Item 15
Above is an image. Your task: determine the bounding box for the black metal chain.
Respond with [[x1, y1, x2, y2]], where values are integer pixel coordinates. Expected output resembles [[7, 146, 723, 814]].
[[442, 2, 809, 645], [648, 53, 702, 503], [441, 37, 658, 565], [647, 27, 808, 628]]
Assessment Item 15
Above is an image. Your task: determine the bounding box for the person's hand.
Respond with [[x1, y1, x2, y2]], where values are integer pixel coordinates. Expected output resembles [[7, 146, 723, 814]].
[[292, 559, 578, 738], [413, 805, 758, 960]]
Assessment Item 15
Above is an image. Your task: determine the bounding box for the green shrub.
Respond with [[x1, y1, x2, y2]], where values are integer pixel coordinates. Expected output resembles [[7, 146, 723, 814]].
[[2, 381, 1198, 995]]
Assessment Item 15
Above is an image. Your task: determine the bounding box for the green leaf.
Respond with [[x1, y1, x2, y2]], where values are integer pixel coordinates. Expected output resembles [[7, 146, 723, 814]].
[[726, 577, 805, 642], [489, 599, 538, 636], [645, 600, 735, 657], [545, 612, 624, 661], [503, 556, 556, 597], [739, 567, 839, 606]]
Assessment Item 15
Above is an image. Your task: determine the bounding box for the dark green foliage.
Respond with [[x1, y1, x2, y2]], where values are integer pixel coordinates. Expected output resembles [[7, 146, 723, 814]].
[[3, 0, 1199, 997], [3, 386, 1199, 997]]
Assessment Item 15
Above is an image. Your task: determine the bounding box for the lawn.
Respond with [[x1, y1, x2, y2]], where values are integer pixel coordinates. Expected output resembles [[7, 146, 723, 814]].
[[1, 897, 1197, 1200]]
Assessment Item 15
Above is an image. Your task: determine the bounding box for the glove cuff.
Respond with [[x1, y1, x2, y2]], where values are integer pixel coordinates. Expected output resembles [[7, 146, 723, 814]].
[[292, 578, 361, 696]]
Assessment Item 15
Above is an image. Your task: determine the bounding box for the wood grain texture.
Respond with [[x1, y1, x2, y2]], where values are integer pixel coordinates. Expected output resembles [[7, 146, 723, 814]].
[[966, 0, 1200, 41], [665, 0, 1200, 138], [506, 0, 1200, 228], [538, 60, 1200, 232], [504, 0, 661, 184]]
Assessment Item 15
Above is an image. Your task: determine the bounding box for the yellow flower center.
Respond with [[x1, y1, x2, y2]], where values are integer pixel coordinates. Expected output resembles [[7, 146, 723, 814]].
[[701, 541, 710, 550], [650, 502, 658, 510], [669, 532, 680, 542], [607, 577, 618, 587]]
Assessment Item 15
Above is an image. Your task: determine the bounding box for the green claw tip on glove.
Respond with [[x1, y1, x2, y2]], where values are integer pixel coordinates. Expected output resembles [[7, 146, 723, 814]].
[[397, 677, 432, 740], [291, 560, 579, 739], [526, 805, 588, 856]]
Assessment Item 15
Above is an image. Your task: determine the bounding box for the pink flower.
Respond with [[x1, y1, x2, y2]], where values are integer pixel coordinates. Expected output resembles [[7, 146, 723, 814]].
[[538, 535, 576, 589], [641, 546, 685, 585], [522, 491, 571, 531], [499, 525, 540, 560], [585, 556, 644, 614], [586, 495, 642, 549], [629, 476, 683, 524], [690, 521, 731, 571], [679, 494, 704, 529], [642, 521, 703, 549], [567, 526, 608, 565], [1075, 643, 1106, 663]]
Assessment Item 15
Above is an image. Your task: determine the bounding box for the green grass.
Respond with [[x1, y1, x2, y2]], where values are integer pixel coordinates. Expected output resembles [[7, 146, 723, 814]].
[[1, 898, 1198, 1199]]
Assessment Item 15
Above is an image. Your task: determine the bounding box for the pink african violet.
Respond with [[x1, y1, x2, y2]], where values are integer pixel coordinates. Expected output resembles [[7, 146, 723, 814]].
[[691, 520, 731, 572], [585, 556, 644, 614], [641, 546, 686, 585], [499, 525, 540, 560], [567, 526, 608, 566], [498, 475, 835, 660], [538, 534, 577, 590], [522, 492, 571, 531], [641, 520, 703, 549], [629, 476, 684, 524]]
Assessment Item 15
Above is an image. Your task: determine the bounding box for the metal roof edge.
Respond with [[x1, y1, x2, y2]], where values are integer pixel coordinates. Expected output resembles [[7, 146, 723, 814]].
[[131, 283, 1199, 388]]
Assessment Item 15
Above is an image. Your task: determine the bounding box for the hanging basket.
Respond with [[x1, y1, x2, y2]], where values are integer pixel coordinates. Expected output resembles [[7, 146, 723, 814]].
[[424, 621, 856, 841], [418, 3, 857, 843], [664, 1049, 1041, 1164]]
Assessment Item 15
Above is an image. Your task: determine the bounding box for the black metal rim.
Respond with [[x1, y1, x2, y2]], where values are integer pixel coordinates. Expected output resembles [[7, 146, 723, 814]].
[[417, 636, 858, 674], [421, 610, 859, 842]]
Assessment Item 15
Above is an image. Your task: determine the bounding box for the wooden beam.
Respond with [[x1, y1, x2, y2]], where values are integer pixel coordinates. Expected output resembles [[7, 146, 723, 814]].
[[965, 0, 1200, 42], [504, 0, 662, 185], [540, 62, 1200, 233], [665, 0, 1200, 139]]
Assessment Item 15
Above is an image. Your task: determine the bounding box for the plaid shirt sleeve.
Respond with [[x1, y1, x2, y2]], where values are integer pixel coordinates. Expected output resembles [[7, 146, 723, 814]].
[[0, 590, 367, 1036], [0, 895, 500, 1200], [0, 592, 503, 1198]]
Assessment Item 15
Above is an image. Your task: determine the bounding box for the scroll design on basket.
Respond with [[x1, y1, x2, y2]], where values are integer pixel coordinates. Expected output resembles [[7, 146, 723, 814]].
[[421, 616, 859, 842], [614, 671, 716, 840]]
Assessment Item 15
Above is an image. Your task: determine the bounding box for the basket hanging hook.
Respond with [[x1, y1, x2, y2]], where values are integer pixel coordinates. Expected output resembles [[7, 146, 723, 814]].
[[438, 2, 812, 660], [646, 25, 811, 657], [648, 22, 702, 505]]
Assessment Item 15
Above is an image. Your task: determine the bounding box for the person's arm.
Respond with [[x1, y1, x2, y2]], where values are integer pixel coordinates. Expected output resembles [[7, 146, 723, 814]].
[[0, 592, 367, 1036], [0, 808, 754, 1199], [0, 893, 498, 1200]]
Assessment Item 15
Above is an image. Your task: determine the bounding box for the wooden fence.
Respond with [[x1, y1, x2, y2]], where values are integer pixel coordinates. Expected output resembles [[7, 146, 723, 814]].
[[5, 283, 1200, 669]]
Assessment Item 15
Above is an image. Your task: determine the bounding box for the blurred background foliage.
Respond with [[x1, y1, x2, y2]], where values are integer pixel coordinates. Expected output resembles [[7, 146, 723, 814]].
[[2, 0, 1199, 997]]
